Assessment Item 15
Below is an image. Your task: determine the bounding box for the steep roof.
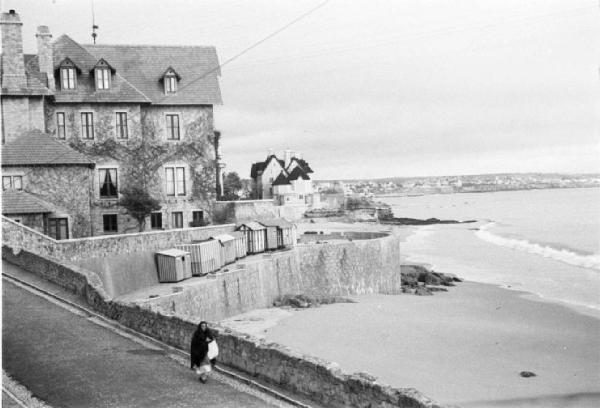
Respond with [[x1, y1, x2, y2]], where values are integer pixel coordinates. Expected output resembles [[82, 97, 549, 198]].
[[51, 35, 150, 103], [1, 129, 94, 167], [272, 172, 291, 186], [83, 43, 222, 105], [288, 166, 310, 181], [2, 190, 54, 214], [250, 155, 286, 179], [291, 157, 314, 174]]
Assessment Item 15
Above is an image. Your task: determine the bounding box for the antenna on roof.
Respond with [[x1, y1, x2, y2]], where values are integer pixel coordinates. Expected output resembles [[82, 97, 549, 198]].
[[91, 0, 99, 44]]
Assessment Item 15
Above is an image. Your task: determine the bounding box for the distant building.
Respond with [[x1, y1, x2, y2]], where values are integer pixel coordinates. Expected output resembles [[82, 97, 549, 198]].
[[1, 10, 222, 237], [250, 149, 319, 207]]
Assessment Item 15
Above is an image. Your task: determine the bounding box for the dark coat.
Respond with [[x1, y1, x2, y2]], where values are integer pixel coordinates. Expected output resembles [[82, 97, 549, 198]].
[[190, 323, 215, 369]]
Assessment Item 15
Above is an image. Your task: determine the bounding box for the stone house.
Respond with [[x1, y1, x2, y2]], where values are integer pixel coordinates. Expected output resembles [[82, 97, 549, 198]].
[[1, 10, 222, 237], [1, 130, 95, 238], [250, 149, 319, 207]]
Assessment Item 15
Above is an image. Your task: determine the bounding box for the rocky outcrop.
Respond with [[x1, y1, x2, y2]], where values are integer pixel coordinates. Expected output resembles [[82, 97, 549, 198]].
[[381, 217, 476, 225], [401, 264, 462, 296], [273, 294, 355, 308]]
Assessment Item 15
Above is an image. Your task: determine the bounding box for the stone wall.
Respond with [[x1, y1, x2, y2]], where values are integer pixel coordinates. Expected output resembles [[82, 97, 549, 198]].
[[2, 216, 234, 263], [120, 233, 402, 321], [214, 200, 307, 222], [2, 245, 443, 408]]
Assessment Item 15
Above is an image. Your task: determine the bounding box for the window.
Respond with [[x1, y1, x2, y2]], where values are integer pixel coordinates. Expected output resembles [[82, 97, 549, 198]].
[[48, 218, 69, 240], [60, 67, 76, 89], [166, 114, 180, 140], [165, 76, 177, 93], [192, 211, 204, 224], [165, 166, 186, 196], [95, 67, 110, 89], [172, 212, 183, 229], [150, 212, 163, 229], [2, 175, 22, 190], [103, 214, 118, 233], [115, 112, 128, 139], [56, 112, 66, 139], [81, 112, 94, 139], [99, 168, 118, 198]]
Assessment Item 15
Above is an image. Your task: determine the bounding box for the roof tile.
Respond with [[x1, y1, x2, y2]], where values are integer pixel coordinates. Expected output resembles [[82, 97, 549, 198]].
[[1, 129, 94, 167], [2, 190, 55, 214]]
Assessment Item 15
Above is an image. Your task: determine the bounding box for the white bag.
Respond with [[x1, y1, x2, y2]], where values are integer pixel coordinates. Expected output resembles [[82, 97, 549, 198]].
[[196, 363, 212, 375], [207, 340, 219, 360]]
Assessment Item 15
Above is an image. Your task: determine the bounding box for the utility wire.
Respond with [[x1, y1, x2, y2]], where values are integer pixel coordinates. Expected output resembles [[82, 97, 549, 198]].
[[15, 0, 331, 177]]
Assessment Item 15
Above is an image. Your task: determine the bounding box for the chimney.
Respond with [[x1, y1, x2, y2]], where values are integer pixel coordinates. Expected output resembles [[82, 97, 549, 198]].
[[36, 25, 55, 90], [284, 149, 292, 168], [267, 148, 274, 157], [1, 10, 27, 90], [296, 151, 302, 160]]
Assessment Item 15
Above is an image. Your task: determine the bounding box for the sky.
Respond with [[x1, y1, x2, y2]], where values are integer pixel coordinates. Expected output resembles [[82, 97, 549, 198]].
[[3, 0, 599, 179]]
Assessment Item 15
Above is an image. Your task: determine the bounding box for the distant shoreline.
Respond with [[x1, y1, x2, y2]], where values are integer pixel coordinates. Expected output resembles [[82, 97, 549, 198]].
[[373, 185, 600, 198]]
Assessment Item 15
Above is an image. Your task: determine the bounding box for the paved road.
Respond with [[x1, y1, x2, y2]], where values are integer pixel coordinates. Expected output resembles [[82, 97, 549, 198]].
[[2, 276, 278, 408]]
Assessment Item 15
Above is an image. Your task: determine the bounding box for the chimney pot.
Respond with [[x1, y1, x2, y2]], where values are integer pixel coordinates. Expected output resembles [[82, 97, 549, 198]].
[[9, 10, 16, 14]]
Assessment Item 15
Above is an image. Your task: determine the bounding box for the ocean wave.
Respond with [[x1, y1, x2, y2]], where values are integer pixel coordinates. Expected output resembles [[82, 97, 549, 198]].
[[476, 222, 600, 271]]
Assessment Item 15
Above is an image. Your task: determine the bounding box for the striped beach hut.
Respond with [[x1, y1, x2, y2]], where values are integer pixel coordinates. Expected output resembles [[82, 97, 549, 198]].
[[155, 248, 192, 282], [211, 234, 237, 265], [236, 221, 266, 254], [231, 231, 247, 259], [188, 239, 224, 275], [259, 218, 295, 249]]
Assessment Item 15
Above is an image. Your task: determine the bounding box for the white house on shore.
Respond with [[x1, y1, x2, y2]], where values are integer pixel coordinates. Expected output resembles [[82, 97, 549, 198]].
[[250, 149, 319, 208]]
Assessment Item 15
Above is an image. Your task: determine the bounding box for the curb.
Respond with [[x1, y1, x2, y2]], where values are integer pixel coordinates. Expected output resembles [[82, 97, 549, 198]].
[[2, 272, 312, 408]]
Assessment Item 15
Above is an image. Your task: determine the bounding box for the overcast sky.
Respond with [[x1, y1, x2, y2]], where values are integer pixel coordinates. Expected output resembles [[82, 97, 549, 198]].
[[4, 0, 600, 179]]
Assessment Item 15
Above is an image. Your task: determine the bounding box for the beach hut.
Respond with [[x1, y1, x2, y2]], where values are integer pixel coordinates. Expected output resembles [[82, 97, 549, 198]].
[[236, 221, 266, 254], [211, 234, 237, 265], [231, 231, 247, 259], [175, 243, 204, 276], [259, 218, 295, 249], [189, 239, 224, 275], [155, 248, 192, 282]]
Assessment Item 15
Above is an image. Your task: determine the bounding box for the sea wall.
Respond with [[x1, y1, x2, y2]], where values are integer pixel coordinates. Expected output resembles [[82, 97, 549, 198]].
[[133, 233, 402, 321], [2, 246, 442, 408], [2, 216, 235, 263], [214, 200, 307, 222]]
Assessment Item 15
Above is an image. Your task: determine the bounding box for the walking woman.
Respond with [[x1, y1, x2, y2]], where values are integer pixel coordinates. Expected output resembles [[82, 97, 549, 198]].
[[190, 321, 217, 383]]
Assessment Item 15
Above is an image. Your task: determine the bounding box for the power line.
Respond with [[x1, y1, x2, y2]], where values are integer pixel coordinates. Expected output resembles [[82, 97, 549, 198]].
[[15, 0, 331, 178]]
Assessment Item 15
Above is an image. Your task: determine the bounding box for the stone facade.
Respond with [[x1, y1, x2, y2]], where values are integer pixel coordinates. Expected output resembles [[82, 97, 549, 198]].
[[1, 11, 220, 238], [3, 165, 94, 237]]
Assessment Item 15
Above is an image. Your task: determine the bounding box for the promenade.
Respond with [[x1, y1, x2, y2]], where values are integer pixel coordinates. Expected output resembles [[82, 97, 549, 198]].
[[2, 261, 284, 408]]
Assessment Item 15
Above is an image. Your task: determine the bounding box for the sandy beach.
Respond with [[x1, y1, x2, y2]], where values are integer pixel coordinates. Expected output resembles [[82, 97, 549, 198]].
[[220, 281, 600, 407]]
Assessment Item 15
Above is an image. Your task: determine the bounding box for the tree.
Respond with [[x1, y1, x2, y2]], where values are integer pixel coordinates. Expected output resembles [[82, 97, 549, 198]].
[[222, 172, 243, 200], [118, 186, 161, 231]]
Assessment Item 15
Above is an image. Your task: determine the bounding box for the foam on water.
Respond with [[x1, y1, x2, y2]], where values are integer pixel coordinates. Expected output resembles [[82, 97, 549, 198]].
[[477, 222, 600, 271]]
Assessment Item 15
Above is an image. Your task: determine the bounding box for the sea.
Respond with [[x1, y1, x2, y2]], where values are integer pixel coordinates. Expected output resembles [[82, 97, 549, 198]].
[[379, 187, 600, 317]]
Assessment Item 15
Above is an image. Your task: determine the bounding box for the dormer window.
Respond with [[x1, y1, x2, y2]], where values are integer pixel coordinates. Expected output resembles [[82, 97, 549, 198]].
[[165, 76, 177, 93], [93, 59, 114, 90], [58, 59, 78, 90], [96, 67, 110, 89], [162, 67, 181, 95]]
